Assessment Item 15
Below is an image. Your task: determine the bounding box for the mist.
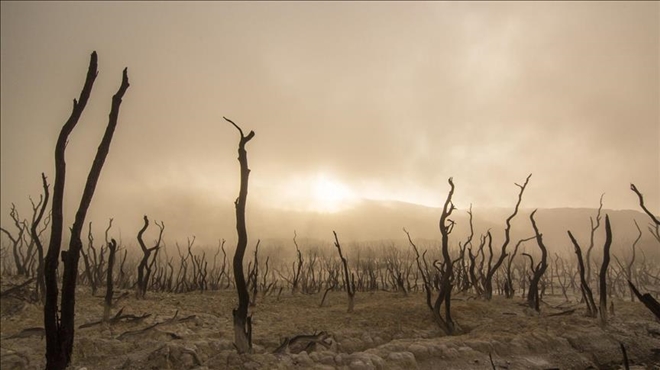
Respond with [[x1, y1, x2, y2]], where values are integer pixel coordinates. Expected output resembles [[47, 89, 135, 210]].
[[1, 2, 658, 246]]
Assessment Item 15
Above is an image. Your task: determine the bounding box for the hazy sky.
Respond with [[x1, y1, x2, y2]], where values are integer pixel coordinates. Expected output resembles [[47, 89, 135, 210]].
[[1, 2, 658, 244]]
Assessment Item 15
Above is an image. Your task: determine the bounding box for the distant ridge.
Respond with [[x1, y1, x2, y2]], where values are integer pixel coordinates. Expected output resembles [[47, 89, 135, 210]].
[[96, 190, 657, 258]]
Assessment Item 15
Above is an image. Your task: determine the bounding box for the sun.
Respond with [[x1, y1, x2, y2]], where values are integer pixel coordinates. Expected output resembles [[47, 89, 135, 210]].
[[309, 172, 356, 213], [260, 171, 358, 213]]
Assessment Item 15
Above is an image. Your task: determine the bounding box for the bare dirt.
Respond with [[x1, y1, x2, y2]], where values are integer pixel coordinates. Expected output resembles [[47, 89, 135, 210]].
[[2, 287, 659, 370]]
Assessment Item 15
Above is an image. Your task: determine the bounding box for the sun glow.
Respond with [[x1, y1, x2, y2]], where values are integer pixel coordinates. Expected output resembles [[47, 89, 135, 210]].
[[310, 173, 356, 213], [261, 172, 453, 213], [265, 171, 358, 213]]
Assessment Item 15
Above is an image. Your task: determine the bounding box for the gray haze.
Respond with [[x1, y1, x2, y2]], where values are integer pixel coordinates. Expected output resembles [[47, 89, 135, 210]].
[[1, 2, 658, 246]]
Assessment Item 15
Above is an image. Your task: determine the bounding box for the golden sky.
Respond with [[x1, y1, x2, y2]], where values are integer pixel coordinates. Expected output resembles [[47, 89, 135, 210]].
[[1, 2, 658, 244]]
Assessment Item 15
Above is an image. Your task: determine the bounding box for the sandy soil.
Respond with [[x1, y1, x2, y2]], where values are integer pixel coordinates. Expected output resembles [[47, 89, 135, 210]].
[[1, 286, 659, 370]]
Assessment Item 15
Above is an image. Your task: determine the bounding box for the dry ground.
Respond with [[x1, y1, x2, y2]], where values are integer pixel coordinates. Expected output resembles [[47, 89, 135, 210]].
[[1, 285, 659, 370]]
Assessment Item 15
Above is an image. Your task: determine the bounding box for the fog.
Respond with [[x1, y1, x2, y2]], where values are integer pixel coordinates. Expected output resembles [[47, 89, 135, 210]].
[[1, 2, 658, 246]]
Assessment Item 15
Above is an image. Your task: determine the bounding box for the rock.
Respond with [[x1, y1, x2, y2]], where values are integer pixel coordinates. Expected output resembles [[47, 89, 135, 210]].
[[465, 339, 492, 353], [0, 353, 28, 370], [386, 351, 417, 368], [309, 350, 336, 366], [349, 359, 370, 370], [243, 361, 261, 370], [340, 337, 365, 353], [407, 344, 429, 360], [361, 332, 374, 346], [292, 351, 315, 367]]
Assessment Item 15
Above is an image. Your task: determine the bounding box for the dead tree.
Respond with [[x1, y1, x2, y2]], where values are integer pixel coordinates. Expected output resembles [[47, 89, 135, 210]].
[[192, 247, 208, 293], [433, 177, 458, 335], [554, 254, 570, 302], [44, 51, 130, 370], [630, 183, 660, 243], [405, 228, 433, 310], [226, 116, 255, 354], [627, 183, 660, 319], [483, 174, 531, 300], [103, 238, 117, 321], [526, 210, 549, 311], [210, 239, 229, 290], [503, 236, 535, 298], [599, 215, 612, 325], [136, 215, 164, 299], [81, 222, 101, 295], [628, 280, 660, 320], [248, 240, 261, 306], [117, 248, 129, 289], [333, 231, 356, 312], [467, 236, 485, 296], [1, 204, 28, 276], [31, 174, 50, 302], [568, 231, 598, 317], [174, 242, 191, 292], [455, 205, 474, 293], [585, 194, 604, 285], [618, 220, 641, 302], [291, 231, 304, 294]]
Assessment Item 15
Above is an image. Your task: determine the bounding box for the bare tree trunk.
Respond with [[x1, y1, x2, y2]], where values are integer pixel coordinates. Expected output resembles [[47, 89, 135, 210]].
[[527, 210, 549, 311], [1, 205, 27, 276], [31, 173, 50, 302], [628, 280, 660, 320], [585, 195, 604, 287], [405, 228, 433, 310], [568, 231, 598, 317], [292, 231, 304, 295], [225, 117, 255, 354], [483, 174, 531, 300], [44, 52, 99, 370], [103, 238, 117, 321], [627, 184, 660, 319], [504, 236, 534, 299], [599, 215, 612, 325], [630, 184, 660, 242], [44, 52, 129, 370], [333, 231, 355, 312], [136, 215, 164, 298], [627, 220, 641, 302], [432, 177, 458, 335]]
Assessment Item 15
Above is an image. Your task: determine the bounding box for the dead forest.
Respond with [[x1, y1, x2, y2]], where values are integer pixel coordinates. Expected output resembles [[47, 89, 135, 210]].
[[1, 52, 660, 370]]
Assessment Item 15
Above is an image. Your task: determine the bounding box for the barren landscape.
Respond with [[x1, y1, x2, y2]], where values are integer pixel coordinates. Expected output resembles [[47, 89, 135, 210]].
[[2, 269, 660, 369], [2, 2, 659, 370]]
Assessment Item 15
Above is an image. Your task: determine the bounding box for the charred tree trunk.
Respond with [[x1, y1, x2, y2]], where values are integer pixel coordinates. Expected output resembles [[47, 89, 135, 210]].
[[333, 231, 356, 312], [31, 174, 50, 302], [226, 117, 255, 354], [405, 228, 433, 310], [433, 177, 458, 335], [599, 215, 612, 325], [585, 195, 604, 287], [292, 231, 304, 295], [136, 215, 164, 299], [628, 280, 660, 320], [630, 184, 660, 242], [504, 236, 535, 299], [1, 205, 27, 276], [82, 222, 98, 295], [568, 231, 598, 317], [626, 220, 641, 302], [44, 52, 129, 370], [44, 53, 98, 370], [628, 184, 660, 319], [527, 210, 548, 311], [248, 240, 260, 306], [483, 174, 531, 300], [103, 238, 117, 321]]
